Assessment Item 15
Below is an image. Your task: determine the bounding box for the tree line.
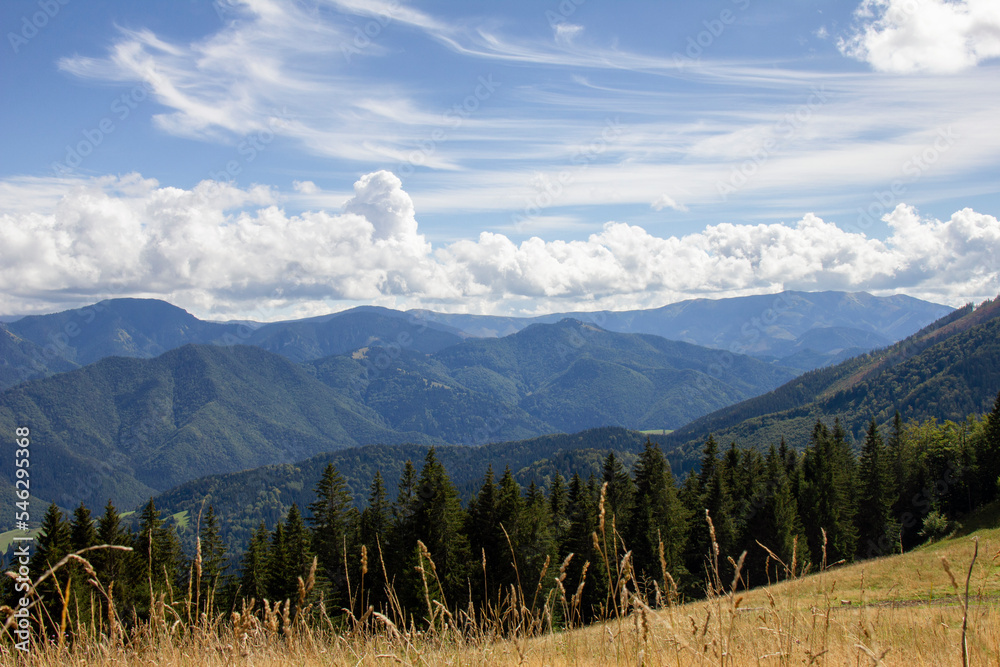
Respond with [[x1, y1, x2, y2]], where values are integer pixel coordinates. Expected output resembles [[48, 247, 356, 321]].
[[5, 392, 999, 633]]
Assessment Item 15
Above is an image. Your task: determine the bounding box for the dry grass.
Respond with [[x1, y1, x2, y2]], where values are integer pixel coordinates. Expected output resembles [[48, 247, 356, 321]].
[[3, 517, 999, 665]]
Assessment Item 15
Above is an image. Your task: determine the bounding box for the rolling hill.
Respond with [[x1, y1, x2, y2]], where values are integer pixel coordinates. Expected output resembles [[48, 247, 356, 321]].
[[665, 295, 1000, 460], [0, 344, 443, 513], [306, 318, 797, 444]]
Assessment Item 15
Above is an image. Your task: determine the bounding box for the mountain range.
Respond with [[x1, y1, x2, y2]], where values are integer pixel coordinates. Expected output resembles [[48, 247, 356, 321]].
[[149, 296, 1000, 558], [0, 290, 967, 536], [0, 291, 951, 393], [0, 318, 792, 514]]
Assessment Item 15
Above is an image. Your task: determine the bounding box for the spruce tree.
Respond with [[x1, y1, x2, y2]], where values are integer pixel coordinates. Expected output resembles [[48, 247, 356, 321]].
[[67, 502, 99, 622], [93, 500, 129, 609], [30, 503, 72, 628], [685, 435, 736, 590], [979, 391, 1000, 502], [857, 420, 897, 559], [69, 503, 98, 552], [800, 420, 858, 567], [410, 448, 470, 607], [239, 522, 271, 602], [265, 522, 288, 601], [197, 506, 228, 607], [602, 451, 635, 534], [753, 445, 801, 582], [133, 498, 183, 600], [517, 481, 556, 608], [549, 471, 569, 547], [466, 466, 501, 604], [627, 440, 689, 596], [308, 463, 353, 603], [283, 505, 314, 600], [562, 474, 606, 622], [359, 471, 392, 610]]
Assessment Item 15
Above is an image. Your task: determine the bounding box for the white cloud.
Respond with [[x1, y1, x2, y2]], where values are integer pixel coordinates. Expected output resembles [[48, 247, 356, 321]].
[[292, 180, 318, 194], [0, 173, 997, 318], [840, 0, 1000, 73], [651, 194, 687, 212]]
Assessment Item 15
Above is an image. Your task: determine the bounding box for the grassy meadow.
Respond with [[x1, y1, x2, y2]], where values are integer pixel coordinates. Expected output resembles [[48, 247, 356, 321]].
[[4, 510, 999, 666]]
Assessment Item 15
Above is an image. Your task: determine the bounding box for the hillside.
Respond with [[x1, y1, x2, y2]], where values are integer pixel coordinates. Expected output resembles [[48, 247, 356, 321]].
[[308, 318, 796, 442], [0, 344, 442, 513], [246, 306, 466, 361], [5, 298, 239, 368], [0, 322, 78, 389], [667, 295, 1000, 458]]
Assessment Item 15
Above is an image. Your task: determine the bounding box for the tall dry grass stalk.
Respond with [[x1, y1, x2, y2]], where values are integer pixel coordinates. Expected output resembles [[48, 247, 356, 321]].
[[2, 523, 999, 666]]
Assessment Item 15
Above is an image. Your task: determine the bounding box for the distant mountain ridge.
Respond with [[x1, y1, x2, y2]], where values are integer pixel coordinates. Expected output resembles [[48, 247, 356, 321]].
[[0, 291, 952, 391], [410, 291, 952, 371]]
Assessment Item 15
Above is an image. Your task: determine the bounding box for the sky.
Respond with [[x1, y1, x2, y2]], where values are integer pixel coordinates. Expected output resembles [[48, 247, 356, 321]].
[[1, 0, 999, 321]]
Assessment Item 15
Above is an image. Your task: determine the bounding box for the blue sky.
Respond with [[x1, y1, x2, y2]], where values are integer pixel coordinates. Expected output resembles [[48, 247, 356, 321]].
[[1, 0, 999, 320]]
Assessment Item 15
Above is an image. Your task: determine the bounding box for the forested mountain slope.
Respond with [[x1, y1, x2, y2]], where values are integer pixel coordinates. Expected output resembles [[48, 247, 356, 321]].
[[666, 296, 1000, 459]]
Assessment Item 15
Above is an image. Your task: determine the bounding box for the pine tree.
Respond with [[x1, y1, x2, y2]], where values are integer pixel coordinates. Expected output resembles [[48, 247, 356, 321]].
[[409, 448, 470, 607], [197, 506, 228, 607], [626, 439, 689, 596], [857, 420, 897, 559], [133, 498, 183, 600], [359, 471, 392, 610], [239, 522, 271, 602], [799, 420, 858, 567], [549, 471, 569, 547], [979, 391, 1000, 502], [30, 503, 72, 629], [265, 522, 288, 601], [308, 463, 354, 603]]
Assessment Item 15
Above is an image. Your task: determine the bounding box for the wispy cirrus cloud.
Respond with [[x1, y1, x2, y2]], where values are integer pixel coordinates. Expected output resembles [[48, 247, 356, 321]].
[[52, 0, 1000, 228]]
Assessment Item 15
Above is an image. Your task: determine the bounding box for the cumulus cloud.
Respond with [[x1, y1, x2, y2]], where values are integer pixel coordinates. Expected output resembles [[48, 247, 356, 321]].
[[0, 172, 997, 318], [839, 0, 1000, 73], [651, 194, 687, 212]]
